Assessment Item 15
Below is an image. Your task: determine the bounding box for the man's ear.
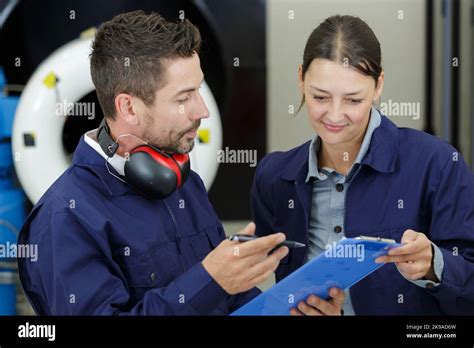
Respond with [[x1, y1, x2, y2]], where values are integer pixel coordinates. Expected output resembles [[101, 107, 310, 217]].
[[298, 64, 304, 94], [114, 93, 140, 126], [373, 70, 385, 102]]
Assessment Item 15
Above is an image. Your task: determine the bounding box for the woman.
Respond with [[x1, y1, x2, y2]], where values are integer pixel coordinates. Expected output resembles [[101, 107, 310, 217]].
[[251, 15, 474, 315]]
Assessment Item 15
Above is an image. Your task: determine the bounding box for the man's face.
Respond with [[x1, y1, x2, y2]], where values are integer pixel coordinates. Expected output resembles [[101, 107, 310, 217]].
[[299, 58, 383, 148], [139, 53, 209, 154]]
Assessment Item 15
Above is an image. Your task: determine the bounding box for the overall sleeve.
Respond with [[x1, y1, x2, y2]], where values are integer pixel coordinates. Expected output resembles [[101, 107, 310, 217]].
[[425, 151, 474, 314], [27, 211, 230, 315], [227, 287, 261, 313]]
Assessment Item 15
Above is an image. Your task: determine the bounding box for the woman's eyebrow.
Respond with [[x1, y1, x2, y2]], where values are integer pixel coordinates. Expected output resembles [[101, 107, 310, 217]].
[[310, 85, 363, 96]]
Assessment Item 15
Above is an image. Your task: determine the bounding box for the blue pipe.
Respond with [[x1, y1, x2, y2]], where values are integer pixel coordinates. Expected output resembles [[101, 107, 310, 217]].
[[0, 67, 25, 315]]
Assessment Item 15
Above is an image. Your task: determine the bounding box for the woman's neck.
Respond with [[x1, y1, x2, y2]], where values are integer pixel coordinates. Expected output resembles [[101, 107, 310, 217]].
[[317, 111, 372, 176], [317, 122, 370, 176], [318, 141, 361, 176]]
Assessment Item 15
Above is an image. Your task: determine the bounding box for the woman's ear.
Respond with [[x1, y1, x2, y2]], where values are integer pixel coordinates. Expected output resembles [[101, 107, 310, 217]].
[[373, 70, 385, 102], [114, 93, 140, 126], [298, 64, 304, 94]]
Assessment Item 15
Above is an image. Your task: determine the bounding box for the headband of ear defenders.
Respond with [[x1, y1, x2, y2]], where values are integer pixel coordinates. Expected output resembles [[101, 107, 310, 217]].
[[97, 118, 119, 157]]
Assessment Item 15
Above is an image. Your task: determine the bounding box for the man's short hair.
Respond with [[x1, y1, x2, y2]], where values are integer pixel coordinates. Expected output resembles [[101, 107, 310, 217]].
[[90, 10, 201, 119]]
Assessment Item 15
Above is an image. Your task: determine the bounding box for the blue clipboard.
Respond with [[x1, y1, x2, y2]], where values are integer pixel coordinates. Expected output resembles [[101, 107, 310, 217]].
[[231, 236, 401, 316]]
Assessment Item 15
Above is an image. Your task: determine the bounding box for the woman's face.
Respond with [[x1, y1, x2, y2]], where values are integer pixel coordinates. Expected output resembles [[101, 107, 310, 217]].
[[298, 58, 384, 147]]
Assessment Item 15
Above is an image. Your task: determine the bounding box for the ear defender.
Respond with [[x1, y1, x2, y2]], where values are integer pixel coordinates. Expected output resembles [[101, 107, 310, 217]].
[[124, 146, 190, 199], [96, 118, 191, 199]]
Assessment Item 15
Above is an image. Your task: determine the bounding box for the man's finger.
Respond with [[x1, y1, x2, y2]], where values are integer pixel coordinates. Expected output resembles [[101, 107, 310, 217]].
[[246, 246, 288, 279], [241, 222, 256, 236], [235, 233, 286, 258], [247, 268, 274, 287], [225, 222, 257, 251]]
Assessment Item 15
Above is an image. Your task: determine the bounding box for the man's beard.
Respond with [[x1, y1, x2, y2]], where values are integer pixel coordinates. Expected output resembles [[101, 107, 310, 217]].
[[142, 115, 200, 154]]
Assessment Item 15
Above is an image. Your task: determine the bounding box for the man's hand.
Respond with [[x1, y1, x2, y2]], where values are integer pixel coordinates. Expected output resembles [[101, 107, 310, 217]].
[[290, 287, 345, 316], [202, 222, 289, 295], [375, 229, 438, 282]]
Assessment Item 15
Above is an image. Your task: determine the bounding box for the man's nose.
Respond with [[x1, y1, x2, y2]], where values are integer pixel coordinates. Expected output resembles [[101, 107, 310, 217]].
[[193, 91, 210, 120]]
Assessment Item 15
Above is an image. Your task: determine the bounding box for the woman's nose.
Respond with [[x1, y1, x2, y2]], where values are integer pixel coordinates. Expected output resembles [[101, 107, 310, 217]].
[[325, 102, 346, 123]]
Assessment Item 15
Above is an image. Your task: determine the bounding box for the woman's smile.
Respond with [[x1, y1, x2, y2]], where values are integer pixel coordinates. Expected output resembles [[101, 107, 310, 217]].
[[321, 121, 348, 133]]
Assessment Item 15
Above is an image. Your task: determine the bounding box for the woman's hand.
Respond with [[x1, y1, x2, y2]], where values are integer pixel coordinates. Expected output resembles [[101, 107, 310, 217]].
[[290, 287, 345, 316], [375, 229, 438, 282]]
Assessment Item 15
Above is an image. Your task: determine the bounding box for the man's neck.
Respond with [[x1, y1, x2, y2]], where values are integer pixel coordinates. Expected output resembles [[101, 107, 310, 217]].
[[108, 123, 141, 157]]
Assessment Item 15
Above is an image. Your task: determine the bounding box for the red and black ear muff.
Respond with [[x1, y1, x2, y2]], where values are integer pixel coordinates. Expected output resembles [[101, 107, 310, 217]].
[[172, 153, 191, 184], [97, 118, 190, 199], [124, 145, 191, 199]]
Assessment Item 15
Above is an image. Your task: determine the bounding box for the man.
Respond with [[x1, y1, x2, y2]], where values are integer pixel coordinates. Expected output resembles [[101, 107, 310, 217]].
[[17, 10, 288, 315]]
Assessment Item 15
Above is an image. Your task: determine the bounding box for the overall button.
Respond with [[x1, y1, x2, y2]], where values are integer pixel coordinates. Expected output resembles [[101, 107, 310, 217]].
[[336, 184, 344, 192], [150, 272, 157, 283], [334, 226, 343, 233]]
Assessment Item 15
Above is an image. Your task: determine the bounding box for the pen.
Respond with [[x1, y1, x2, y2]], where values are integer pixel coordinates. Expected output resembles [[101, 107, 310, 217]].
[[228, 234, 306, 249]]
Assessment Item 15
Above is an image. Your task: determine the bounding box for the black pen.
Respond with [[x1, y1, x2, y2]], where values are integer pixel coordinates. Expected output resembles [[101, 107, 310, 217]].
[[228, 234, 305, 249]]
